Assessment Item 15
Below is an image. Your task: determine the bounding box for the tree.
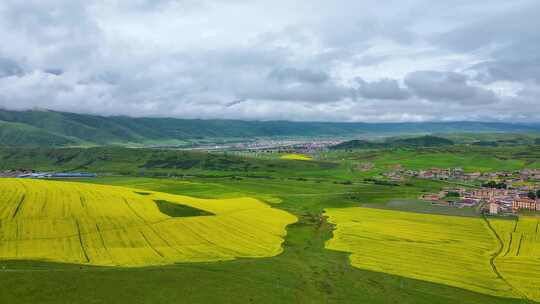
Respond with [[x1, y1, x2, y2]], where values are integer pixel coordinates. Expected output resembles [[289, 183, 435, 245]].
[[527, 191, 537, 200], [537, 189, 540, 199], [496, 182, 507, 189], [482, 181, 506, 189], [482, 181, 497, 188]]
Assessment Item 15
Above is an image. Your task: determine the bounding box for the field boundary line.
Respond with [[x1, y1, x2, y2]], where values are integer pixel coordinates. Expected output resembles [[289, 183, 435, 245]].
[[122, 198, 147, 223], [95, 223, 114, 262], [75, 219, 90, 263], [122, 198, 184, 255], [483, 215, 529, 302], [11, 194, 25, 219], [140, 231, 165, 258], [0, 216, 180, 243], [503, 233, 513, 257], [516, 234, 523, 256]]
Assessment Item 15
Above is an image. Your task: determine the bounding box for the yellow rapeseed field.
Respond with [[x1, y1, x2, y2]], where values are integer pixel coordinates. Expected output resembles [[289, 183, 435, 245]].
[[489, 216, 540, 301], [0, 179, 297, 267], [279, 154, 313, 161], [324, 207, 540, 301]]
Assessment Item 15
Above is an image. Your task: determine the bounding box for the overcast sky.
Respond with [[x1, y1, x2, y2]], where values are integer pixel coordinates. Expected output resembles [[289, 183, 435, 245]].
[[0, 0, 539, 122]]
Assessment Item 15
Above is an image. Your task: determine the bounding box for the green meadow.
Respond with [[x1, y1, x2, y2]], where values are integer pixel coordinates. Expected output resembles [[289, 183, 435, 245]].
[[0, 145, 538, 303]]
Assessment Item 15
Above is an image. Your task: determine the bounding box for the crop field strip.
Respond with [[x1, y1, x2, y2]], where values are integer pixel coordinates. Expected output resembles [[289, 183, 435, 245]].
[[324, 207, 540, 302], [0, 179, 296, 267], [279, 154, 313, 161], [489, 216, 540, 301]]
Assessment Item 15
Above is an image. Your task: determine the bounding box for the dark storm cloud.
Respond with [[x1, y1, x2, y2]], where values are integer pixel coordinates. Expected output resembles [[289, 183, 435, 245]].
[[0, 57, 24, 77], [356, 78, 409, 100], [434, 1, 540, 85], [471, 60, 540, 84], [268, 68, 329, 84], [240, 80, 352, 103], [404, 71, 498, 105], [44, 68, 64, 76], [435, 2, 540, 56]]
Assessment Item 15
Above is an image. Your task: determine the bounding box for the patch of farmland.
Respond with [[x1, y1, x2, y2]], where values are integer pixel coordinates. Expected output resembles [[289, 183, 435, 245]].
[[324, 207, 526, 300], [279, 154, 313, 161], [0, 179, 296, 267], [489, 217, 540, 301]]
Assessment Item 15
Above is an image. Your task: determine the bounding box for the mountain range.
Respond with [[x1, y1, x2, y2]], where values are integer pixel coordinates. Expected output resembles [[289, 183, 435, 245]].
[[1, 109, 540, 147]]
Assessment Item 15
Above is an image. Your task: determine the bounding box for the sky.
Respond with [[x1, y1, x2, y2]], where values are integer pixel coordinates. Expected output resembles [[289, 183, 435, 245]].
[[0, 0, 539, 122]]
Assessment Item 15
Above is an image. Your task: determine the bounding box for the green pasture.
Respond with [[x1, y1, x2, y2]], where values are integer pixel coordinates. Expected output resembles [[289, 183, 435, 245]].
[[0, 175, 530, 304], [1, 145, 538, 303]]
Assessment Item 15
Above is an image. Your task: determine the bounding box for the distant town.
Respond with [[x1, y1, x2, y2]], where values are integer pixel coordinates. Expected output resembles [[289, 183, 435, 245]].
[[389, 167, 540, 215]]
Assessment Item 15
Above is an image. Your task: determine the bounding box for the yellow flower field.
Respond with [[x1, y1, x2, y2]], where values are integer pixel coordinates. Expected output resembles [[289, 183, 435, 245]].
[[325, 207, 540, 301], [0, 179, 297, 267], [490, 216, 540, 301], [279, 154, 313, 161]]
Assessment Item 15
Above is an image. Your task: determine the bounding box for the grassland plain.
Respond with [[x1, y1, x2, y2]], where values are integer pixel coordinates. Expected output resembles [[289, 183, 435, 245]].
[[325, 207, 540, 302], [0, 179, 296, 266], [0, 176, 528, 304], [322, 145, 540, 174]]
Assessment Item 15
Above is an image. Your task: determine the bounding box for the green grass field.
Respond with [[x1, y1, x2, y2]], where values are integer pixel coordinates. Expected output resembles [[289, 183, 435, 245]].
[[322, 145, 540, 173], [0, 175, 529, 304], [0, 145, 538, 303]]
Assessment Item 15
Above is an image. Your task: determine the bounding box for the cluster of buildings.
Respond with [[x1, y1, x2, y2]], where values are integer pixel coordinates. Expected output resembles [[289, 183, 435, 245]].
[[470, 188, 540, 214], [0, 170, 32, 178], [358, 162, 375, 172], [0, 170, 97, 179], [240, 140, 341, 154], [385, 166, 540, 187], [188, 139, 343, 154], [420, 187, 540, 215]]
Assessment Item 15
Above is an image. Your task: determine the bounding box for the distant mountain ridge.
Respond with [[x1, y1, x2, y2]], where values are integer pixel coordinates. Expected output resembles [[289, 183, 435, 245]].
[[0, 109, 539, 147]]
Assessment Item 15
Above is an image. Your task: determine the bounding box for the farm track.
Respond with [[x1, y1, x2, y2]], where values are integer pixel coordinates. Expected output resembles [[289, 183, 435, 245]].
[[140, 231, 165, 258], [11, 195, 25, 219], [503, 233, 513, 257], [482, 216, 529, 302]]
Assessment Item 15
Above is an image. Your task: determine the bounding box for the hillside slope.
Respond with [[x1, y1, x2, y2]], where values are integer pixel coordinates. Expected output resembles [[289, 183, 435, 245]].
[[331, 135, 455, 149], [0, 120, 76, 146], [0, 109, 539, 146]]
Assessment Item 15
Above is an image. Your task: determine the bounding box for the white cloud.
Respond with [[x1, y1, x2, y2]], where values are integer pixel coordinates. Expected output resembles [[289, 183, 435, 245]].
[[0, 0, 538, 122]]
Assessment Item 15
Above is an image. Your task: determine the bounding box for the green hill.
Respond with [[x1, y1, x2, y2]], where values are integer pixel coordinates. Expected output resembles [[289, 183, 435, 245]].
[[390, 135, 454, 147], [0, 146, 335, 177], [329, 140, 382, 150], [0, 120, 76, 147], [0, 109, 539, 147], [331, 135, 455, 150]]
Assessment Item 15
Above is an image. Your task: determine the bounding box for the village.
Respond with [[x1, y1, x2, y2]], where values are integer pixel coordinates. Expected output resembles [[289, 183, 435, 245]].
[[396, 167, 540, 215], [419, 187, 540, 215], [382, 166, 540, 183]]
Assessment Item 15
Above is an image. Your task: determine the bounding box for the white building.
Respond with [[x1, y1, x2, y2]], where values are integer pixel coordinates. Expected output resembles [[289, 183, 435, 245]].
[[489, 202, 499, 215]]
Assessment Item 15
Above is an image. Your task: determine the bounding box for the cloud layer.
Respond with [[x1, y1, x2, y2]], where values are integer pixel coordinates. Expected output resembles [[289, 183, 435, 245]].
[[0, 0, 539, 122]]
